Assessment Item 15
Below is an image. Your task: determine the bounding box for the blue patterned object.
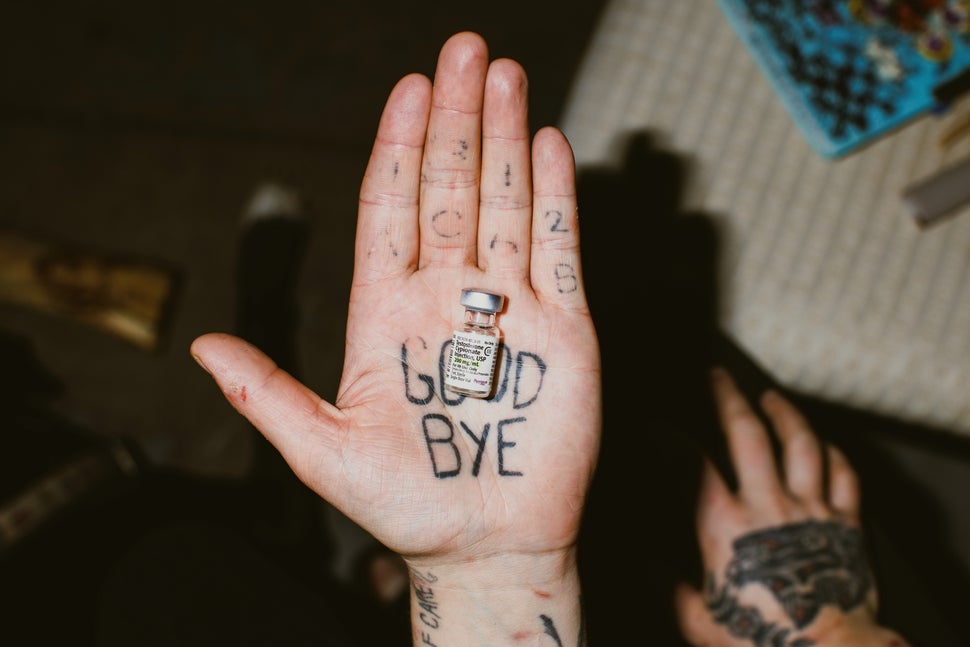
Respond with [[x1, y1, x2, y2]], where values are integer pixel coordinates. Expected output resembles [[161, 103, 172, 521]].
[[717, 0, 970, 157]]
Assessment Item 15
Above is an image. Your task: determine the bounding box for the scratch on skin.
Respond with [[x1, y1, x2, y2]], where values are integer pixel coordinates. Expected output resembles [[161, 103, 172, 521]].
[[532, 589, 551, 599], [540, 615, 564, 647], [225, 382, 246, 401]]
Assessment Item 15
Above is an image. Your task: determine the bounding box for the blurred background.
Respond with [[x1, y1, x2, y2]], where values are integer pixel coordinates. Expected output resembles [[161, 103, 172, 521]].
[[1, 1, 969, 646]]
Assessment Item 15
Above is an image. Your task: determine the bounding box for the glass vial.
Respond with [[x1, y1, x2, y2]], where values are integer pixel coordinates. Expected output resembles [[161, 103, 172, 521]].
[[444, 287, 505, 398]]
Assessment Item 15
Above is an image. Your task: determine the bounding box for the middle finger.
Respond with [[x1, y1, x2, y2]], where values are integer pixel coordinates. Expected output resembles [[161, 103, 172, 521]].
[[418, 32, 489, 269], [710, 368, 785, 508]]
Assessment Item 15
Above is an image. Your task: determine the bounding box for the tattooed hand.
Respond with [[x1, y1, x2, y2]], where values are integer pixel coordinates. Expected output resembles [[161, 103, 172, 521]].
[[675, 369, 910, 647], [192, 32, 599, 646]]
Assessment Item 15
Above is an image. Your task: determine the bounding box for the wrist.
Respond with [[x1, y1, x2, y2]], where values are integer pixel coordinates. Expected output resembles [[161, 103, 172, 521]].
[[806, 613, 911, 647], [403, 549, 585, 646]]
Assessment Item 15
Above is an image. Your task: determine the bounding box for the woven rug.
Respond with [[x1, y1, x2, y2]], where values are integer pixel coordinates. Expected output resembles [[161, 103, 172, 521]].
[[560, 0, 970, 436]]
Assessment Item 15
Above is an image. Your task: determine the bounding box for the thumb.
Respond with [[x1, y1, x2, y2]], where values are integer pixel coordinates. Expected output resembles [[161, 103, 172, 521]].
[[674, 581, 714, 646], [190, 332, 345, 488]]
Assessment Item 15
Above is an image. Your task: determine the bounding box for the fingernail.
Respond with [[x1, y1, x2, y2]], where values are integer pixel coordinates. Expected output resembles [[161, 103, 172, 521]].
[[192, 353, 211, 375]]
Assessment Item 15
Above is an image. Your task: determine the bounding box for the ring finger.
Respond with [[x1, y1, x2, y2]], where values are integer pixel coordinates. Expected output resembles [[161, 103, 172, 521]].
[[477, 58, 533, 280]]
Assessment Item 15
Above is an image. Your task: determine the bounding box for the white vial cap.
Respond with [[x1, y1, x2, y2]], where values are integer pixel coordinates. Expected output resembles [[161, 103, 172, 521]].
[[460, 288, 505, 313]]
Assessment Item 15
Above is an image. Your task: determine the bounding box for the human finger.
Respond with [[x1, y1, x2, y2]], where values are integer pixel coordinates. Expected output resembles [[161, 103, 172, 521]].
[[674, 582, 720, 646], [761, 389, 825, 502], [355, 73, 431, 285], [710, 368, 785, 507], [828, 444, 862, 521], [418, 31, 488, 269], [695, 457, 741, 537], [477, 58, 533, 280], [529, 127, 586, 308], [190, 333, 346, 493]]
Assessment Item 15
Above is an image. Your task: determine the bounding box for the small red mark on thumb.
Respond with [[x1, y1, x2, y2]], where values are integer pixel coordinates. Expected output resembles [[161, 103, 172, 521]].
[[239, 385, 247, 402]]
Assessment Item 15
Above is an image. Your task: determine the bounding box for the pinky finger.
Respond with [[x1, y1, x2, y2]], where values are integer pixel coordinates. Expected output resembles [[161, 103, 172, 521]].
[[828, 443, 862, 520], [674, 582, 717, 647], [529, 127, 587, 309]]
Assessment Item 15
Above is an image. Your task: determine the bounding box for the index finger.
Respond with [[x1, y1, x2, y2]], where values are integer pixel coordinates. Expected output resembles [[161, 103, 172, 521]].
[[355, 73, 432, 285], [710, 368, 785, 508]]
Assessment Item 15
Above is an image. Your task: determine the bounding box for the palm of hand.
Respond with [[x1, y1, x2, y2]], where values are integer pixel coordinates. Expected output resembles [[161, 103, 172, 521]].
[[331, 272, 600, 560], [192, 32, 601, 567]]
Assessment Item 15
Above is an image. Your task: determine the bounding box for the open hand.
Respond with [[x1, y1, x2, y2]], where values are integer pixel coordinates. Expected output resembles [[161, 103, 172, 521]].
[[675, 369, 909, 647], [191, 32, 601, 575]]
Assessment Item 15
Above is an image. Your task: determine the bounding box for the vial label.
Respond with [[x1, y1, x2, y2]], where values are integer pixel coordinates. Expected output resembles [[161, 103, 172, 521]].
[[444, 331, 499, 395]]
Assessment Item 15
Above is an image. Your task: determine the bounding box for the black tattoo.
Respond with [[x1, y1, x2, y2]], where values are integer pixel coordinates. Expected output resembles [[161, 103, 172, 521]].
[[393, 161, 399, 178], [454, 139, 469, 160], [504, 163, 512, 187], [704, 520, 871, 646], [540, 614, 564, 646], [727, 521, 870, 629], [539, 607, 586, 647], [413, 570, 441, 645], [554, 263, 578, 294], [544, 209, 569, 232], [706, 576, 815, 647], [489, 233, 519, 253]]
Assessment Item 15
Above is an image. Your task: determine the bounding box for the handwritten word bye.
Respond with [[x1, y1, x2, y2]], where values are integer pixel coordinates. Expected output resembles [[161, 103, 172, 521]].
[[401, 340, 547, 478], [422, 415, 524, 478]]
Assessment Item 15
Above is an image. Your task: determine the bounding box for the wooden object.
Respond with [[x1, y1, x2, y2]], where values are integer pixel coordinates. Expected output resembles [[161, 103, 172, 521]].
[[0, 230, 180, 351]]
